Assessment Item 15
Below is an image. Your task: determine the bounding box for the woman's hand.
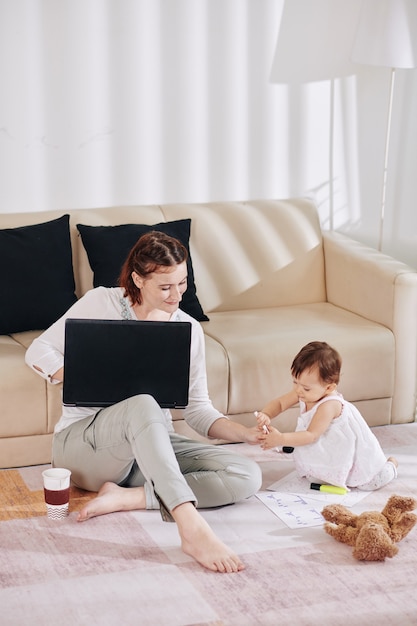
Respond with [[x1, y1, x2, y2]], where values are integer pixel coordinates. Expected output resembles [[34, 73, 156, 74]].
[[243, 425, 268, 445], [49, 367, 64, 382], [32, 364, 64, 382]]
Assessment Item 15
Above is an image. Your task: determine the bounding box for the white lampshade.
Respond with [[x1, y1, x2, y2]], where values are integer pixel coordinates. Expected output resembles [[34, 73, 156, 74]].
[[270, 0, 362, 83], [351, 0, 417, 69]]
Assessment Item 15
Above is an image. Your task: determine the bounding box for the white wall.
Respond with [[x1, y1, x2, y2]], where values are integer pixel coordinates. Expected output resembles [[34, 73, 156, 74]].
[[1, 0, 416, 267]]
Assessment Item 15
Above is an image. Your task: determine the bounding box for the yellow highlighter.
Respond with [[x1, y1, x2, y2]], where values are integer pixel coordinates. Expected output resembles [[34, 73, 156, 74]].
[[310, 483, 347, 495]]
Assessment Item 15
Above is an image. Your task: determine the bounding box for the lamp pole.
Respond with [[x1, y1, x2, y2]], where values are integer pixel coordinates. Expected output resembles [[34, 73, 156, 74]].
[[378, 66, 396, 251]]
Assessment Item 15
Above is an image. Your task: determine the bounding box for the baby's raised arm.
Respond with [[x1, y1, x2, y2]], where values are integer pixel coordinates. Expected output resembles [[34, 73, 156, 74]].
[[255, 390, 298, 429]]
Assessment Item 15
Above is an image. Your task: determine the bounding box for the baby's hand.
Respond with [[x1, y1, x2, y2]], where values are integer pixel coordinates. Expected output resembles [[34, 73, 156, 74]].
[[254, 411, 271, 433], [261, 426, 283, 450]]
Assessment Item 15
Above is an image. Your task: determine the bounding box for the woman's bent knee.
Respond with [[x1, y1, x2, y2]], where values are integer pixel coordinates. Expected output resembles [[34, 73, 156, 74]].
[[242, 459, 262, 497], [226, 458, 262, 500], [123, 394, 167, 431], [127, 393, 161, 413]]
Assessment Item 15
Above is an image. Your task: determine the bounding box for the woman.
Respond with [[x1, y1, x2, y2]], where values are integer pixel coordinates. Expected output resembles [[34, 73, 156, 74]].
[[26, 230, 262, 573]]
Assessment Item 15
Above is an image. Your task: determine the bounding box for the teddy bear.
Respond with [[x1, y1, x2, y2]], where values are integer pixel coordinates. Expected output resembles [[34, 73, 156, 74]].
[[321, 494, 417, 561]]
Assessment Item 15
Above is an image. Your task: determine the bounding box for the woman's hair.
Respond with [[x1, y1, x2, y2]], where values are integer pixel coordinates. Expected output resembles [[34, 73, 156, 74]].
[[291, 341, 341, 385], [119, 230, 188, 305]]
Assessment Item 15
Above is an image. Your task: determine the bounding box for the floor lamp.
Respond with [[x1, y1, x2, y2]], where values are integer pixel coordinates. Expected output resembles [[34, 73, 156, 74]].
[[351, 0, 417, 251]]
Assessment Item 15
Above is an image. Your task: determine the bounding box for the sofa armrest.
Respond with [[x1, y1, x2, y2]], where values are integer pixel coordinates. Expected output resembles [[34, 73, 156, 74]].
[[323, 231, 417, 423]]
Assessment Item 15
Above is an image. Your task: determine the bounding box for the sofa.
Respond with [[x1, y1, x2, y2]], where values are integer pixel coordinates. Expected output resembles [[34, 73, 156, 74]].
[[1, 198, 417, 469]]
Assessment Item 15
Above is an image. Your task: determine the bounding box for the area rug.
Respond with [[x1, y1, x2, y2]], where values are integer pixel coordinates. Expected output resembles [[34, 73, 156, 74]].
[[1, 423, 417, 626]]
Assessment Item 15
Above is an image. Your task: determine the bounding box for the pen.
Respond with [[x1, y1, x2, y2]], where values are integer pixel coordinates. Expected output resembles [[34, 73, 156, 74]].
[[310, 483, 347, 495], [254, 411, 269, 433]]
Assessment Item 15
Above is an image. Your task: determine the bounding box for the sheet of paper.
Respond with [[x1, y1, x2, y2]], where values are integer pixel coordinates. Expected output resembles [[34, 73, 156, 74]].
[[256, 491, 325, 528], [255, 471, 370, 528]]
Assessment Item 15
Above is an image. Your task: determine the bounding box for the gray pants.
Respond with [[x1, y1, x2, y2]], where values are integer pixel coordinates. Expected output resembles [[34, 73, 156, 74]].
[[52, 394, 262, 513]]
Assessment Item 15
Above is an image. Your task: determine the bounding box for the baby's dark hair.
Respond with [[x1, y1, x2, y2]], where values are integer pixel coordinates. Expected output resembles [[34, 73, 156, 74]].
[[291, 341, 341, 385]]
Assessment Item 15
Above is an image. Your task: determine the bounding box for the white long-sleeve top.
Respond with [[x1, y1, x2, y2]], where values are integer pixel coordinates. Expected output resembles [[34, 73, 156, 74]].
[[25, 286, 226, 436]]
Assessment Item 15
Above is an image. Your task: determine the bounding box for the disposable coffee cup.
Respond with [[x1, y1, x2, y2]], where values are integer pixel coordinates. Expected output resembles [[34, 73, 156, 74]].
[[42, 468, 71, 519]]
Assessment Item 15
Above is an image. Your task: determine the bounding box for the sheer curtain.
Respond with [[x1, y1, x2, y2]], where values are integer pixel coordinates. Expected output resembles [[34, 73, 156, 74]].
[[0, 0, 284, 211], [1, 0, 416, 267]]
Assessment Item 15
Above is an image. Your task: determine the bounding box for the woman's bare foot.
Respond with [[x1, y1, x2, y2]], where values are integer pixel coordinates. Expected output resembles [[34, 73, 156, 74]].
[[172, 502, 245, 573], [77, 487, 244, 573], [77, 482, 146, 521]]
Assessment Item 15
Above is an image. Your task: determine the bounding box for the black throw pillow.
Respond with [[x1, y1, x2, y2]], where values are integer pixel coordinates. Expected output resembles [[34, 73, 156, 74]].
[[0, 214, 77, 334], [77, 219, 208, 322]]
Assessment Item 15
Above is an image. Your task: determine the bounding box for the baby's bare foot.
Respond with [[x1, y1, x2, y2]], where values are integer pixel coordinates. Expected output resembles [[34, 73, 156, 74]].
[[173, 502, 245, 573], [77, 483, 146, 521]]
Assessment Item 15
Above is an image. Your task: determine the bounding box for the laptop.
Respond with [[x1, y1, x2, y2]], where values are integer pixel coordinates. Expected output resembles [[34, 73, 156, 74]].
[[63, 318, 191, 408]]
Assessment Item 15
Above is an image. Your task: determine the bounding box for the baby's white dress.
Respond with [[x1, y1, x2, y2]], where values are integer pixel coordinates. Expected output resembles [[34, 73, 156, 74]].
[[293, 392, 387, 488]]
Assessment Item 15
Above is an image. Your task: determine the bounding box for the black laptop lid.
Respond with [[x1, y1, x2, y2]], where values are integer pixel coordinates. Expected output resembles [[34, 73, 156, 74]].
[[63, 318, 191, 408]]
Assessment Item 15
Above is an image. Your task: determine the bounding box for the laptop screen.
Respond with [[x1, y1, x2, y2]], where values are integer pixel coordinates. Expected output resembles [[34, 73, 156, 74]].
[[63, 318, 191, 408]]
